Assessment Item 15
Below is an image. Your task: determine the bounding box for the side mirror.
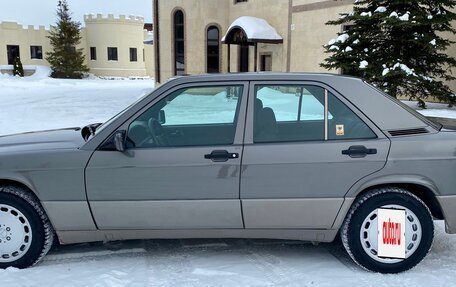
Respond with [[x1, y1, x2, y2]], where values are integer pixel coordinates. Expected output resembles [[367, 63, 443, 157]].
[[158, 110, 166, 124], [113, 130, 126, 152]]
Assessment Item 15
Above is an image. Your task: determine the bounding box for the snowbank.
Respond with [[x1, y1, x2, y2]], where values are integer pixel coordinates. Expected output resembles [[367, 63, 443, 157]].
[[0, 65, 52, 80], [0, 70, 155, 136]]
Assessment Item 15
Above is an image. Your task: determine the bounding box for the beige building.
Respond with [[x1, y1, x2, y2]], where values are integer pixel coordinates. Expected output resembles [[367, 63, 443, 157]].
[[0, 22, 51, 71], [152, 0, 456, 92], [0, 14, 154, 77], [1, 0, 455, 90]]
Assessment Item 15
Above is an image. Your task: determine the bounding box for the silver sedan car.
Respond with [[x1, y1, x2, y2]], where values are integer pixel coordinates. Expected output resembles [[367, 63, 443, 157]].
[[0, 73, 455, 273]]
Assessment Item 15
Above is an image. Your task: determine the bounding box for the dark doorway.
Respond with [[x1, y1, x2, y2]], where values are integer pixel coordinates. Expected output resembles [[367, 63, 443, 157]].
[[260, 54, 272, 71], [207, 26, 220, 73], [173, 10, 185, 76], [239, 45, 249, 72], [7, 45, 20, 65]]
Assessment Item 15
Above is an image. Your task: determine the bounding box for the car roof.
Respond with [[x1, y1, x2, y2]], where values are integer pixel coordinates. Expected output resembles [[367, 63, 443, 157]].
[[168, 72, 364, 84]]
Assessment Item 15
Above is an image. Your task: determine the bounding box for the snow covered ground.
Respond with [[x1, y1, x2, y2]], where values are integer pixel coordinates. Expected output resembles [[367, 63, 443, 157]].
[[404, 101, 456, 119], [0, 67, 154, 136], [0, 70, 456, 286], [0, 222, 455, 287]]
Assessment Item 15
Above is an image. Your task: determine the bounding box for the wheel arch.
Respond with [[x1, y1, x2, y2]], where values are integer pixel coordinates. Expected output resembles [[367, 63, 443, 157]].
[[0, 178, 40, 199], [348, 178, 444, 220]]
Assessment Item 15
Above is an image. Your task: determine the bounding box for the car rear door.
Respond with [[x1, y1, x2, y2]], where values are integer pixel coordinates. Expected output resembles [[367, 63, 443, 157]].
[[85, 82, 248, 230], [241, 81, 390, 229]]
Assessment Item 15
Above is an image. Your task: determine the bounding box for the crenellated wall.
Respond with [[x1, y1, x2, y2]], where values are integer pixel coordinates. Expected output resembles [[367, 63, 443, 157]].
[[83, 14, 148, 77], [0, 21, 51, 67], [0, 14, 153, 78], [84, 13, 145, 24]]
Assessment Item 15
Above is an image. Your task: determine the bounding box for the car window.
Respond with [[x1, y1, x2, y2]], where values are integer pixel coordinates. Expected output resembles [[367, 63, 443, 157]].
[[327, 92, 377, 140], [128, 85, 243, 148], [254, 85, 376, 143], [254, 85, 326, 142]]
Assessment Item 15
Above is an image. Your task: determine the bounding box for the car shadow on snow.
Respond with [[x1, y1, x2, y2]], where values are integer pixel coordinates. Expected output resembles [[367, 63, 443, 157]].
[[42, 221, 450, 274]]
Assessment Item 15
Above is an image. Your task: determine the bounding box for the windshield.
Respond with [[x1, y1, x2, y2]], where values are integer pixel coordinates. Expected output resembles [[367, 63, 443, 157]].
[[364, 82, 443, 131]]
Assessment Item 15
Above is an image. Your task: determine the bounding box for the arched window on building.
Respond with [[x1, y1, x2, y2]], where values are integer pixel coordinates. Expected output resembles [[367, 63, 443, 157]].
[[173, 10, 185, 76], [206, 26, 220, 73]]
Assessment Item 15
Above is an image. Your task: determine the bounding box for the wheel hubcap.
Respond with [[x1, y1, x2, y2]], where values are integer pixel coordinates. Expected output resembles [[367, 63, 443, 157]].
[[0, 204, 32, 263], [359, 205, 422, 264]]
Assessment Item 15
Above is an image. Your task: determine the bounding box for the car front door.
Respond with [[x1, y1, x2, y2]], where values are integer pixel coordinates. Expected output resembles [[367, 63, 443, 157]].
[[85, 82, 248, 229], [241, 82, 390, 229]]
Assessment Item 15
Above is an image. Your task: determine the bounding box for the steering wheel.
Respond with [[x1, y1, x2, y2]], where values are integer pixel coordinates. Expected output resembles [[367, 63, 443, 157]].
[[148, 118, 169, 146]]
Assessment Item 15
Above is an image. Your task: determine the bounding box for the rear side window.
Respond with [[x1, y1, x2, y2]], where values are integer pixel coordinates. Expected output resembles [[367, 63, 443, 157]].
[[327, 94, 376, 140], [255, 85, 325, 142], [254, 85, 376, 143]]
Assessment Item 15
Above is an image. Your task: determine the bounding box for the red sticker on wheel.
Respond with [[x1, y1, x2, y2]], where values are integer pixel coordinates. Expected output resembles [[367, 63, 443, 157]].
[[377, 208, 406, 259]]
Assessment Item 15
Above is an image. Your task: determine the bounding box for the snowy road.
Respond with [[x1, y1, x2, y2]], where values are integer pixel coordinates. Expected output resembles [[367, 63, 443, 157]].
[[1, 72, 456, 286], [0, 222, 455, 287]]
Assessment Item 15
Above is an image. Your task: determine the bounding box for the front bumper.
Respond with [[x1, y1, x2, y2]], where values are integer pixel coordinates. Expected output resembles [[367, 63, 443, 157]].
[[437, 196, 456, 234]]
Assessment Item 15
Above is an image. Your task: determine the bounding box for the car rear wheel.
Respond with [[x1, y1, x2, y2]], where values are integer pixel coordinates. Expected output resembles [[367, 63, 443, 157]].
[[0, 186, 54, 269], [341, 187, 434, 273]]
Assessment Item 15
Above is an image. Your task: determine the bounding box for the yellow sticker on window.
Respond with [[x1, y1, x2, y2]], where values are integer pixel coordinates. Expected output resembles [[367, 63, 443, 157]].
[[336, 124, 345, 136]]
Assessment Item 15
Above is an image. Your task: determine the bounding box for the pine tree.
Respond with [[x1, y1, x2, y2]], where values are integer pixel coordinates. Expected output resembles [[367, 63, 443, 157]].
[[321, 0, 456, 107], [46, 0, 88, 79], [13, 57, 24, 77]]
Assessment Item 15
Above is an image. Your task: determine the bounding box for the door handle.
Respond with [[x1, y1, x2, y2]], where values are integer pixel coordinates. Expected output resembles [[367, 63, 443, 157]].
[[342, 145, 377, 158], [204, 150, 239, 162]]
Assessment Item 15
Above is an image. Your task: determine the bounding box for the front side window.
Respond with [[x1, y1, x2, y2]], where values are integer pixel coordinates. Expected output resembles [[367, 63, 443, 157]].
[[128, 85, 243, 148], [30, 46, 43, 59], [108, 47, 118, 61], [254, 85, 376, 143]]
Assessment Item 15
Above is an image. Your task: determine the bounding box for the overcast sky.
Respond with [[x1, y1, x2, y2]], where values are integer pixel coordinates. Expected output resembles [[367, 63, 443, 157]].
[[0, 0, 152, 27]]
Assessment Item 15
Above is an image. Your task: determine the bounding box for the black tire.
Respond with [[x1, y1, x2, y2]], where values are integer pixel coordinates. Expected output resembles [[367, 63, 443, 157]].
[[0, 186, 54, 269], [341, 187, 434, 273]]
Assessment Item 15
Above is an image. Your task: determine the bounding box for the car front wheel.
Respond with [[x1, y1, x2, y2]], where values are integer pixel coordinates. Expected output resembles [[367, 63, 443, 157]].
[[0, 186, 54, 269], [341, 187, 434, 273]]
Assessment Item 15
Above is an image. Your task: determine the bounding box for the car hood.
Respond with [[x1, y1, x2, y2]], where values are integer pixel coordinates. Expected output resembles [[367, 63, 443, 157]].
[[0, 128, 86, 153]]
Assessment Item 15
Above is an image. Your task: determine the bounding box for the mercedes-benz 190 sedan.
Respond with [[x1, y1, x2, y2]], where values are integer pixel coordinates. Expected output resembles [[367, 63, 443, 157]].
[[0, 73, 455, 273]]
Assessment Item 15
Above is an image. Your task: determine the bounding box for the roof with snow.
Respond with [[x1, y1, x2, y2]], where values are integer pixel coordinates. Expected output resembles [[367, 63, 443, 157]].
[[144, 32, 153, 45], [221, 16, 283, 44]]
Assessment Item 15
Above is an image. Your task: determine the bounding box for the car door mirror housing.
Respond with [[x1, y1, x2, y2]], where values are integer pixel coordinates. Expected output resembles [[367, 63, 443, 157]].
[[99, 130, 128, 151], [113, 130, 127, 152]]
